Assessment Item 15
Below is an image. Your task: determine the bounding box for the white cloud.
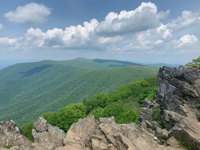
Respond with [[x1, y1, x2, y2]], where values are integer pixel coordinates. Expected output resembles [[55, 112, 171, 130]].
[[0, 37, 23, 50], [170, 34, 198, 48], [95, 2, 169, 37], [4, 3, 52, 25], [156, 23, 172, 39], [155, 40, 164, 45], [2, 2, 200, 57], [0, 24, 3, 30], [98, 36, 123, 44], [167, 11, 200, 31], [25, 19, 99, 48]]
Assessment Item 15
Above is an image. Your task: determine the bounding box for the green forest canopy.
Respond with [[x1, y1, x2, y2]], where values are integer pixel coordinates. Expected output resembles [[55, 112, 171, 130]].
[[21, 76, 158, 142]]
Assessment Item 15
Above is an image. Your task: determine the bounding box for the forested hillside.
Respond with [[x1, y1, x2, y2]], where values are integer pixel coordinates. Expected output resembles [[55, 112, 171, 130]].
[[0, 58, 157, 126], [21, 76, 158, 142]]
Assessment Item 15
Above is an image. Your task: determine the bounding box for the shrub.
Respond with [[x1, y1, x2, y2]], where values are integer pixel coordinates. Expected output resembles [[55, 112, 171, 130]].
[[20, 121, 34, 142], [195, 105, 200, 109], [4, 145, 12, 149], [151, 106, 161, 125], [179, 140, 187, 148], [4, 144, 21, 149], [196, 114, 200, 121]]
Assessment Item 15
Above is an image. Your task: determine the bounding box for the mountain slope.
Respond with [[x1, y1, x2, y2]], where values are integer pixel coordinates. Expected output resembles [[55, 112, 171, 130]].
[[0, 58, 144, 83], [0, 66, 157, 125]]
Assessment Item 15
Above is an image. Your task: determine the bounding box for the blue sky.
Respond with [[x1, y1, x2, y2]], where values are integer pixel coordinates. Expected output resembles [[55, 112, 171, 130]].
[[1, 0, 200, 64]]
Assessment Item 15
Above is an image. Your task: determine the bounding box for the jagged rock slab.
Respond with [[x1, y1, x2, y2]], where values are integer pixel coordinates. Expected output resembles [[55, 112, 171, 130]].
[[156, 66, 200, 150], [32, 117, 66, 147], [58, 115, 97, 150], [0, 120, 31, 148]]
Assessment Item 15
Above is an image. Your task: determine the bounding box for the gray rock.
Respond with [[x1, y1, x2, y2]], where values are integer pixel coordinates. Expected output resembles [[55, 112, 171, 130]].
[[156, 65, 200, 149], [143, 98, 152, 109], [151, 121, 162, 130], [138, 108, 152, 123], [33, 117, 48, 132], [145, 120, 154, 129], [99, 116, 116, 124], [32, 117, 66, 147], [0, 121, 31, 148]]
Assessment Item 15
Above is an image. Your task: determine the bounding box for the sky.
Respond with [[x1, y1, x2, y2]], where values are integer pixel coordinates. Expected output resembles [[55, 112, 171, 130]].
[[1, 0, 200, 64]]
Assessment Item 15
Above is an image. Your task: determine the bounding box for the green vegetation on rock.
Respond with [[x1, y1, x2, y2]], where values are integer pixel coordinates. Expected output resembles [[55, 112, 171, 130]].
[[151, 106, 161, 125]]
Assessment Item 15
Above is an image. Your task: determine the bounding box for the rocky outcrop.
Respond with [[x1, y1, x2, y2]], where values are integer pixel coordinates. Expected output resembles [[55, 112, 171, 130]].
[[56, 115, 184, 150], [0, 120, 31, 148], [1, 65, 200, 150], [155, 65, 200, 150], [0, 115, 185, 150]]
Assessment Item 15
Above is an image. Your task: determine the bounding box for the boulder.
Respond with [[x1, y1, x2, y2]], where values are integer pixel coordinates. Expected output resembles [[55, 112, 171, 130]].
[[0, 120, 31, 148], [32, 117, 66, 147], [145, 120, 154, 129], [143, 98, 153, 109], [60, 115, 97, 150], [138, 108, 152, 123], [167, 136, 181, 148]]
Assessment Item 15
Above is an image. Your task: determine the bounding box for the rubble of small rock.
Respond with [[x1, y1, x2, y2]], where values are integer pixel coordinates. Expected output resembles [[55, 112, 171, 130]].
[[0, 65, 200, 150]]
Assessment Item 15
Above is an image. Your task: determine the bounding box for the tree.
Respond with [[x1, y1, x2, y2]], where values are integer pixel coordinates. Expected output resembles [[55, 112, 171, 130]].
[[186, 56, 200, 67]]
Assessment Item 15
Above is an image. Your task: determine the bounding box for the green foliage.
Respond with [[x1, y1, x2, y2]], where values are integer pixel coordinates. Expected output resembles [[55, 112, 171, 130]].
[[101, 103, 126, 119], [0, 61, 157, 126], [186, 56, 200, 67], [165, 125, 169, 130], [189, 147, 194, 150], [186, 80, 191, 84], [117, 110, 138, 124], [151, 106, 161, 125], [4, 144, 21, 149], [195, 105, 200, 109], [4, 145, 12, 149], [178, 140, 194, 150], [196, 114, 200, 121], [20, 121, 34, 142], [82, 98, 87, 106], [21, 76, 158, 141], [40, 103, 86, 132], [89, 107, 103, 120], [179, 140, 187, 148]]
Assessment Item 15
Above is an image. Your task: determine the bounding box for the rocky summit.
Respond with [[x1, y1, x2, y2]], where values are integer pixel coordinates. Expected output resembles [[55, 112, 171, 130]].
[[0, 65, 200, 150]]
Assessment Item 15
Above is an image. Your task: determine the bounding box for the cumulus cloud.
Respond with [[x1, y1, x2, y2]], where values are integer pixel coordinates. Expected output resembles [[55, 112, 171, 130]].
[[2, 2, 200, 56], [25, 19, 99, 48], [4, 3, 52, 25], [0, 37, 23, 50], [122, 25, 171, 52], [167, 11, 200, 30], [98, 36, 123, 44], [95, 2, 170, 37], [156, 23, 172, 39], [170, 35, 198, 48]]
